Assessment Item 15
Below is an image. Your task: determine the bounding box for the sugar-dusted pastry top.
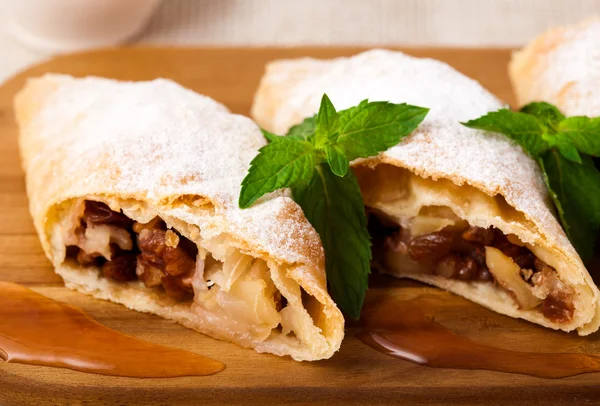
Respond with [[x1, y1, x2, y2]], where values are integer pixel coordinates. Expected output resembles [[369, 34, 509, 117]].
[[510, 17, 600, 116], [16, 75, 346, 361], [253, 49, 570, 253], [251, 48, 600, 335], [17, 74, 325, 273]]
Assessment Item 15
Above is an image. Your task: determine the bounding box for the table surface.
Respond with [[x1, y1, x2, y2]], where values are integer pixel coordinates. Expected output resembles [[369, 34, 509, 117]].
[[1, 47, 599, 406]]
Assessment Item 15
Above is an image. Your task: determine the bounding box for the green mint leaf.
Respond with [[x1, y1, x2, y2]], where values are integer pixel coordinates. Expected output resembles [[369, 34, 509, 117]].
[[552, 135, 582, 163], [558, 116, 600, 157], [462, 109, 550, 157], [325, 145, 349, 177], [262, 129, 282, 143], [335, 100, 428, 161], [262, 128, 305, 143], [520, 102, 565, 127], [315, 94, 339, 147], [292, 164, 371, 318], [242, 96, 432, 317], [538, 156, 566, 229], [262, 129, 279, 143], [539, 151, 600, 261], [287, 116, 316, 141], [239, 139, 316, 208]]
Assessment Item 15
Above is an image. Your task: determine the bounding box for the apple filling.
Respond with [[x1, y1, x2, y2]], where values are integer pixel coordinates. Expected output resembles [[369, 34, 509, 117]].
[[357, 164, 576, 324], [55, 199, 326, 342]]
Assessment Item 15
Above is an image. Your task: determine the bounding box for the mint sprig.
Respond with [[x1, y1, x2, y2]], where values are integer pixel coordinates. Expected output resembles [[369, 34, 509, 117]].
[[293, 164, 371, 318], [239, 138, 316, 208], [240, 94, 429, 318], [463, 102, 600, 260]]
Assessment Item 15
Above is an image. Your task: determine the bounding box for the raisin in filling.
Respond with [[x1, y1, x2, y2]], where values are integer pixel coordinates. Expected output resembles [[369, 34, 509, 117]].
[[370, 213, 575, 324], [66, 201, 196, 301]]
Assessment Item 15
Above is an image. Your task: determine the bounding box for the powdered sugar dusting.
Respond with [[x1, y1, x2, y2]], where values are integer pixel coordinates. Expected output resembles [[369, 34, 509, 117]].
[[258, 49, 504, 134], [520, 18, 600, 116], [20, 74, 324, 270], [253, 49, 574, 253]]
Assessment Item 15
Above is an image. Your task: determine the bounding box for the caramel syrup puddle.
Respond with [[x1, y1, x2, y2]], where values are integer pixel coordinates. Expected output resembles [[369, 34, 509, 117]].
[[357, 296, 600, 378], [0, 282, 224, 377]]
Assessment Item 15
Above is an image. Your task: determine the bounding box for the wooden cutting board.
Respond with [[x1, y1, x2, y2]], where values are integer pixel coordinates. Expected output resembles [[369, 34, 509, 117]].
[[1, 47, 599, 406]]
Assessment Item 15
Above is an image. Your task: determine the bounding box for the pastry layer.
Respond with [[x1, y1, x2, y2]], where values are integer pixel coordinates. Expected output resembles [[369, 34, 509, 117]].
[[251, 49, 600, 335], [509, 17, 600, 115], [15, 74, 344, 361]]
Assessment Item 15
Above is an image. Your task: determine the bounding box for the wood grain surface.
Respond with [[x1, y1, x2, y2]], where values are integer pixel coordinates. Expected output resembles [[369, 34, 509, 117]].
[[1, 47, 599, 406]]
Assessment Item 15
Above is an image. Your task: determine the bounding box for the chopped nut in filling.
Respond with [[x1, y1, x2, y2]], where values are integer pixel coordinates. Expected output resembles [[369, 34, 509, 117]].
[[357, 164, 576, 326], [61, 201, 284, 313], [63, 200, 199, 301], [372, 212, 575, 324], [57, 199, 329, 347]]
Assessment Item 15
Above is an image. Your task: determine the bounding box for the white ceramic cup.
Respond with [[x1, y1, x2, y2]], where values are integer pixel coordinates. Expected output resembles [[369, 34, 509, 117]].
[[2, 0, 162, 52]]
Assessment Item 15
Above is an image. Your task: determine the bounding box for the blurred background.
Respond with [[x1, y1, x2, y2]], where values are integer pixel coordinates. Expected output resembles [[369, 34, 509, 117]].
[[1, 0, 599, 83]]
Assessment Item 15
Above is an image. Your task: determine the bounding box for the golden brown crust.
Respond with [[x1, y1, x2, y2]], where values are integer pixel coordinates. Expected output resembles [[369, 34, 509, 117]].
[[15, 74, 344, 360]]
